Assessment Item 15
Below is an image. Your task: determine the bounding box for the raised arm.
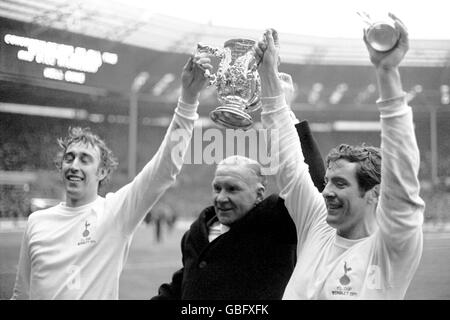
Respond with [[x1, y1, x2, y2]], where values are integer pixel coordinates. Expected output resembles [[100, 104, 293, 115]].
[[279, 71, 326, 192], [255, 30, 326, 238], [110, 55, 213, 235], [366, 14, 424, 249]]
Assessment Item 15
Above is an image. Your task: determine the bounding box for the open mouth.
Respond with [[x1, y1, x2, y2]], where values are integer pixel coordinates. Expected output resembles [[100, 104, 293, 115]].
[[326, 201, 342, 210], [66, 175, 84, 182]]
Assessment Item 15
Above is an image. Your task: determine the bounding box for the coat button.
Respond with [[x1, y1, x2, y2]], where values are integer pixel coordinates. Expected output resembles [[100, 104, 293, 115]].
[[198, 261, 207, 268]]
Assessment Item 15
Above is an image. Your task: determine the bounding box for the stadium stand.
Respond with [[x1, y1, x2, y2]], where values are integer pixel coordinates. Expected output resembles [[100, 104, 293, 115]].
[[1, 14, 449, 221]]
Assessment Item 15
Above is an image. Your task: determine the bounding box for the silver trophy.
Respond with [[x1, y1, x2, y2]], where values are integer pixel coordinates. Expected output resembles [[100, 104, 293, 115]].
[[196, 39, 261, 130], [358, 12, 400, 52]]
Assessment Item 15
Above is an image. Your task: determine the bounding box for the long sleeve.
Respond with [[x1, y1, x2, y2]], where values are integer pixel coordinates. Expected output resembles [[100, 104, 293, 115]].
[[261, 95, 327, 247], [376, 96, 425, 254], [10, 225, 31, 299], [107, 99, 199, 235], [295, 121, 325, 192]]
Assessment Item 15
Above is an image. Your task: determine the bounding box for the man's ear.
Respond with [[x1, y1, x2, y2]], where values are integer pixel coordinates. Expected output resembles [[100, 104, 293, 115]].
[[366, 184, 380, 205], [256, 184, 266, 203], [97, 167, 108, 181]]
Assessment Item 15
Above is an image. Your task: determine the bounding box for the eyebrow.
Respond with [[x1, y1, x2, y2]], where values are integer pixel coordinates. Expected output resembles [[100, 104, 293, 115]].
[[212, 180, 244, 188], [333, 176, 348, 182], [64, 151, 95, 159], [324, 174, 349, 181]]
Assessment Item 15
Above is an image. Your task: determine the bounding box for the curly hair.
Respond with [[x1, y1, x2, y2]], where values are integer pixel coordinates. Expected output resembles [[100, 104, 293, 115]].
[[56, 127, 118, 187], [326, 143, 381, 195]]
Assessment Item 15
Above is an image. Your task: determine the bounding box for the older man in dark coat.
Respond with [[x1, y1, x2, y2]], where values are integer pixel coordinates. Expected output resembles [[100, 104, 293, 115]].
[[151, 118, 325, 300]]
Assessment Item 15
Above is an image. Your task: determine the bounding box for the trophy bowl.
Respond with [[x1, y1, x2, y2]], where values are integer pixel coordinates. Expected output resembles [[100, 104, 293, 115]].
[[197, 39, 261, 130], [357, 11, 400, 52]]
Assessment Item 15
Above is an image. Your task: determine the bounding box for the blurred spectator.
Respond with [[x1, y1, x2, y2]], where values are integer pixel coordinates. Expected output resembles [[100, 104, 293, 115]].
[[144, 201, 177, 243]]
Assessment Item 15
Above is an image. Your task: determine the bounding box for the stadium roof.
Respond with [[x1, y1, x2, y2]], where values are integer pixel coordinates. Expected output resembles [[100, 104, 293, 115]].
[[1, 0, 450, 67]]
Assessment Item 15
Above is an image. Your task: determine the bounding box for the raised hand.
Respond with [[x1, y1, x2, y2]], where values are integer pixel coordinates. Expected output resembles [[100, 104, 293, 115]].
[[364, 13, 409, 70], [254, 28, 280, 76], [181, 54, 213, 104], [254, 29, 283, 97]]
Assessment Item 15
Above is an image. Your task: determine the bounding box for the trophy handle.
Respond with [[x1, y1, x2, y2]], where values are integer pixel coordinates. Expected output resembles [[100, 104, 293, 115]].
[[203, 69, 217, 86], [356, 11, 373, 28], [196, 43, 225, 86]]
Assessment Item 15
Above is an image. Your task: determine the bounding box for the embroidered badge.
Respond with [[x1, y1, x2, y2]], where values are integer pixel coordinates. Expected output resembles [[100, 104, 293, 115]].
[[339, 261, 352, 285], [331, 261, 358, 297], [77, 220, 96, 246]]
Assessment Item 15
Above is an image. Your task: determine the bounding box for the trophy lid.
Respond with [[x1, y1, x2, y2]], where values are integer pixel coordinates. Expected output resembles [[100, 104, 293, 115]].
[[224, 39, 256, 48]]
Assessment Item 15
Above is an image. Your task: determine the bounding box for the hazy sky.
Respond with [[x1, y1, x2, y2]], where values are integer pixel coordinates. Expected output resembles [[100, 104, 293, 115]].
[[142, 0, 450, 40]]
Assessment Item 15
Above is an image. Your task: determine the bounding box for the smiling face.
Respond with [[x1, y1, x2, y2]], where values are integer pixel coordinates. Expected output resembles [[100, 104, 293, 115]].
[[61, 142, 106, 207], [322, 159, 374, 238], [212, 164, 264, 226]]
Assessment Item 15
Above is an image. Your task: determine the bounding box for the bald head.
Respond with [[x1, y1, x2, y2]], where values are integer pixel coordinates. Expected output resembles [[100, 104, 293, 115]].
[[216, 156, 267, 189]]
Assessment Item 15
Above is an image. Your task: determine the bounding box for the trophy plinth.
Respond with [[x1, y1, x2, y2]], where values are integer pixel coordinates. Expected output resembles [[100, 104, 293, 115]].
[[210, 106, 253, 130]]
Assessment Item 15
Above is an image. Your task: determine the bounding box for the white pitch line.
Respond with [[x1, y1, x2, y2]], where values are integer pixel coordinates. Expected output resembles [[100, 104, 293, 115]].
[[425, 233, 450, 240]]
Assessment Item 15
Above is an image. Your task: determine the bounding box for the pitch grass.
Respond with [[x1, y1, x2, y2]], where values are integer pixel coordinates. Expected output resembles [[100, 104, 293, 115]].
[[1, 222, 450, 300]]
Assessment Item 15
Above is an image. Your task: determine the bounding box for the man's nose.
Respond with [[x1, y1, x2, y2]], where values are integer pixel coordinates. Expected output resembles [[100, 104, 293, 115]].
[[69, 157, 81, 171], [215, 190, 229, 203], [322, 183, 335, 199]]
